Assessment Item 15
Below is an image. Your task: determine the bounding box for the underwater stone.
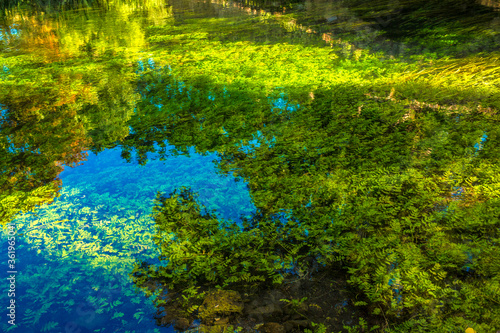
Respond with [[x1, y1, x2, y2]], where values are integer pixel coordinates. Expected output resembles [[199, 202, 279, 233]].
[[199, 290, 243, 325], [260, 322, 286, 333]]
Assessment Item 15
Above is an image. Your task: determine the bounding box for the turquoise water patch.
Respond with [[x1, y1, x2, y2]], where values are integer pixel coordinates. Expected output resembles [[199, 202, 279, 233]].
[[1, 145, 255, 332]]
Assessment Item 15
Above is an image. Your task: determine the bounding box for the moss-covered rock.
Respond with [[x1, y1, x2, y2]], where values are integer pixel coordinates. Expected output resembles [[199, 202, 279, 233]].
[[199, 290, 244, 325]]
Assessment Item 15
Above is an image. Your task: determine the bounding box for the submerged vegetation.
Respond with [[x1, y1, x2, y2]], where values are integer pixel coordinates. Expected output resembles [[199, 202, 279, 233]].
[[0, 147, 253, 332], [1, 0, 500, 332], [127, 1, 500, 331]]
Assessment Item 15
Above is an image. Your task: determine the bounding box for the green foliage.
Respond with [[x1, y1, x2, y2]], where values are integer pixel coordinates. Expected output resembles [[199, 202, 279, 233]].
[[343, 317, 380, 333], [0, 184, 58, 226], [131, 187, 291, 313], [2, 0, 500, 331], [280, 296, 308, 308], [280, 296, 309, 318], [304, 322, 329, 333], [130, 71, 499, 332], [382, 53, 500, 112]]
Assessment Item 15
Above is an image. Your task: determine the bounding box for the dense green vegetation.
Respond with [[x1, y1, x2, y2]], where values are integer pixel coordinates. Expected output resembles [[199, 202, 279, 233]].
[[127, 2, 500, 331], [1, 0, 499, 332], [130, 57, 500, 331]]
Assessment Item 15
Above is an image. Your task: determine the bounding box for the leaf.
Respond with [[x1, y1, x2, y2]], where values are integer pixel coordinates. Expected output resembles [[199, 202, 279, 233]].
[[133, 311, 145, 320], [42, 321, 59, 332], [131, 297, 142, 304], [112, 300, 123, 307], [111, 312, 124, 320]]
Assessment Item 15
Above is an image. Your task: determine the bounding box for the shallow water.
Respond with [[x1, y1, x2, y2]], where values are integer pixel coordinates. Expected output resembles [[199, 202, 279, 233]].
[[0, 2, 262, 331], [1, 144, 256, 332], [1, 0, 499, 332]]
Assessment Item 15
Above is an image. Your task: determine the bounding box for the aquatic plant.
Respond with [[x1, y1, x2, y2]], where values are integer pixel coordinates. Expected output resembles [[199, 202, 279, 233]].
[[0, 142, 255, 332], [129, 48, 499, 333], [1, 0, 499, 331]]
